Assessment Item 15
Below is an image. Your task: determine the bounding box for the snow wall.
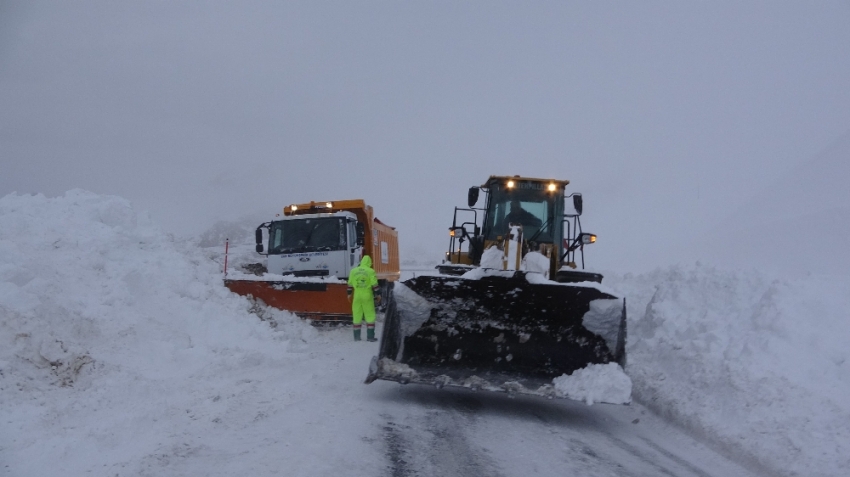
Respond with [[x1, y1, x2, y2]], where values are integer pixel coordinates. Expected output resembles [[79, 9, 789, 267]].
[[1, 190, 848, 477], [606, 266, 850, 477], [0, 190, 319, 476]]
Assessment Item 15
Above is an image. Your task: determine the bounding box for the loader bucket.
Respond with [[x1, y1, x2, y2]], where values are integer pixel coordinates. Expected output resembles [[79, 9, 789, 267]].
[[366, 271, 626, 398]]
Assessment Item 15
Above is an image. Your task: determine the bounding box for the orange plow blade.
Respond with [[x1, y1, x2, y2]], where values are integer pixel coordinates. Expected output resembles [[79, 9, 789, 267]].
[[224, 279, 352, 323]]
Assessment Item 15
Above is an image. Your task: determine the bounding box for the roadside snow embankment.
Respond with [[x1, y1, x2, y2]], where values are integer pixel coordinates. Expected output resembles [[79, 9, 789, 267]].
[[608, 265, 850, 477], [0, 190, 317, 476]]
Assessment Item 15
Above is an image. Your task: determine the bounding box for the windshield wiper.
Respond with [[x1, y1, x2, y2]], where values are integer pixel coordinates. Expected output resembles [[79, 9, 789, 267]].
[[301, 223, 320, 247], [528, 217, 553, 242]]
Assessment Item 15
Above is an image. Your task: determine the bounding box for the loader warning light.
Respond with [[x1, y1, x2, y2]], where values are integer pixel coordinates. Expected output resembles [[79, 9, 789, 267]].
[[449, 230, 456, 237]]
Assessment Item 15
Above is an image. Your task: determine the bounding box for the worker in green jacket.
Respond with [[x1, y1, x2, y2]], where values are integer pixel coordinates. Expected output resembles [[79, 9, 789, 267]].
[[347, 255, 381, 341]]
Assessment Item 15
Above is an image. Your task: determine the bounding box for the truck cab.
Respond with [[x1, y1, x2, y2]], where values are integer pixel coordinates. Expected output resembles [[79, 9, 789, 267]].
[[228, 199, 399, 323], [264, 210, 363, 279], [254, 199, 400, 283]]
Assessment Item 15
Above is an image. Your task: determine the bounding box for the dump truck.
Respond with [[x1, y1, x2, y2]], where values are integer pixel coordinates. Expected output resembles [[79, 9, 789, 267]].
[[225, 199, 400, 323], [366, 176, 626, 399]]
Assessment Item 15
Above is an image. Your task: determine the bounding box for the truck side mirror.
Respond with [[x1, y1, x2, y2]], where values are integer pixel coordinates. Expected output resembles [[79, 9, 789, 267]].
[[572, 194, 583, 216], [468, 187, 480, 207], [356, 222, 365, 246], [255, 227, 264, 253]]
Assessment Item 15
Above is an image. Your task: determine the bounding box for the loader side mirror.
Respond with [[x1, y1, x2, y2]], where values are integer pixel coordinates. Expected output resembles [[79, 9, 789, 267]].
[[255, 227, 264, 253], [468, 187, 480, 207], [572, 194, 583, 216], [356, 222, 365, 246]]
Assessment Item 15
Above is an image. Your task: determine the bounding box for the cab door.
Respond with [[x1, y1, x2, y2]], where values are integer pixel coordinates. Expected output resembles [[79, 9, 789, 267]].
[[347, 219, 363, 276]]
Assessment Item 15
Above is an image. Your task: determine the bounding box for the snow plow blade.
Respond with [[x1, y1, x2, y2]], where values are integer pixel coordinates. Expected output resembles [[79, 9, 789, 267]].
[[366, 272, 626, 398], [224, 279, 352, 323]]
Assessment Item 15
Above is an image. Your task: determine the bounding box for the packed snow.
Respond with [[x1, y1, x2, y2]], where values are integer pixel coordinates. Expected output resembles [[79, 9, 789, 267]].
[[479, 245, 504, 269], [607, 265, 850, 476], [553, 363, 632, 405], [1, 190, 848, 477], [581, 297, 626, 356], [477, 245, 554, 276], [521, 251, 551, 276]]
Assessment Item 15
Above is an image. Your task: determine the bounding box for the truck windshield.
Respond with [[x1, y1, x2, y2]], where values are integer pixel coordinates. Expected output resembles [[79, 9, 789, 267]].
[[484, 184, 553, 243], [268, 218, 347, 254]]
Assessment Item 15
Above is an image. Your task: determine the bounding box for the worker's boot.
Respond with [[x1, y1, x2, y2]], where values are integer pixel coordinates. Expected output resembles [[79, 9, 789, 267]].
[[353, 327, 362, 341], [366, 325, 377, 342]]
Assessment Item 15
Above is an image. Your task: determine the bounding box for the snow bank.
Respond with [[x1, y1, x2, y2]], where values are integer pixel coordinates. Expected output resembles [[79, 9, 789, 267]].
[[0, 190, 318, 476], [607, 264, 850, 477], [553, 363, 632, 405]]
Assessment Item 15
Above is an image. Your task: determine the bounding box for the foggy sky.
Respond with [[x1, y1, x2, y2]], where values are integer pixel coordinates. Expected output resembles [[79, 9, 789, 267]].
[[2, 1, 849, 273]]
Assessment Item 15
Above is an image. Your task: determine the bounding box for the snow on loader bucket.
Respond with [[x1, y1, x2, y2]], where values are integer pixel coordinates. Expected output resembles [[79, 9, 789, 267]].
[[365, 271, 626, 399]]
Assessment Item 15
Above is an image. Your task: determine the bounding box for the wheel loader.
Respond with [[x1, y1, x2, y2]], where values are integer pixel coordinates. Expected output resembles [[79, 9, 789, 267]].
[[365, 175, 626, 399]]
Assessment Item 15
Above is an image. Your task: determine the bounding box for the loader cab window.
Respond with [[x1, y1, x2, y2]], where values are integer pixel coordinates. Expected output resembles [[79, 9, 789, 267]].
[[268, 218, 347, 254], [485, 186, 554, 243]]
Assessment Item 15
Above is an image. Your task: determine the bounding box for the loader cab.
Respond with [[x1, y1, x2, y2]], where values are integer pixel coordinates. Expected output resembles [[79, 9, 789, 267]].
[[480, 176, 566, 253], [483, 185, 559, 244], [442, 175, 597, 278]]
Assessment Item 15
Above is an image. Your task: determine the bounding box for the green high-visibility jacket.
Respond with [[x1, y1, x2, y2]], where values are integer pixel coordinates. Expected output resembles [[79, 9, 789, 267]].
[[348, 255, 378, 297], [348, 255, 379, 325]]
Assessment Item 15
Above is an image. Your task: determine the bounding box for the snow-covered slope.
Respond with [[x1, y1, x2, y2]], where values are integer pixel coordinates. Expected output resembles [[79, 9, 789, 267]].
[[0, 190, 325, 476], [607, 265, 850, 476], [1, 190, 847, 476]]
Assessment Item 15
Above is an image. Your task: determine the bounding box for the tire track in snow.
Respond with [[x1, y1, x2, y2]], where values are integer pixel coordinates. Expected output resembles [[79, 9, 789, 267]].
[[379, 393, 504, 477], [638, 437, 714, 477], [372, 384, 762, 477], [531, 405, 726, 477]]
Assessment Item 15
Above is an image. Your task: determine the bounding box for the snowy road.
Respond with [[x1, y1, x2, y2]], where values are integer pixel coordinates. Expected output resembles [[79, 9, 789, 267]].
[[313, 324, 767, 477], [371, 386, 760, 477]]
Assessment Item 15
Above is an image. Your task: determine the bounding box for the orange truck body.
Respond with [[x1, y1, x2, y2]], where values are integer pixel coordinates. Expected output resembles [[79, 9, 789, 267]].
[[225, 199, 400, 323]]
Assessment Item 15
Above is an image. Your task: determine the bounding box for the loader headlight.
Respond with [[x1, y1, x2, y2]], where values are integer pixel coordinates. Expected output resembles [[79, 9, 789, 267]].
[[449, 230, 455, 237], [507, 180, 515, 188], [290, 205, 298, 212], [548, 183, 556, 192], [580, 233, 597, 245], [325, 202, 333, 208]]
